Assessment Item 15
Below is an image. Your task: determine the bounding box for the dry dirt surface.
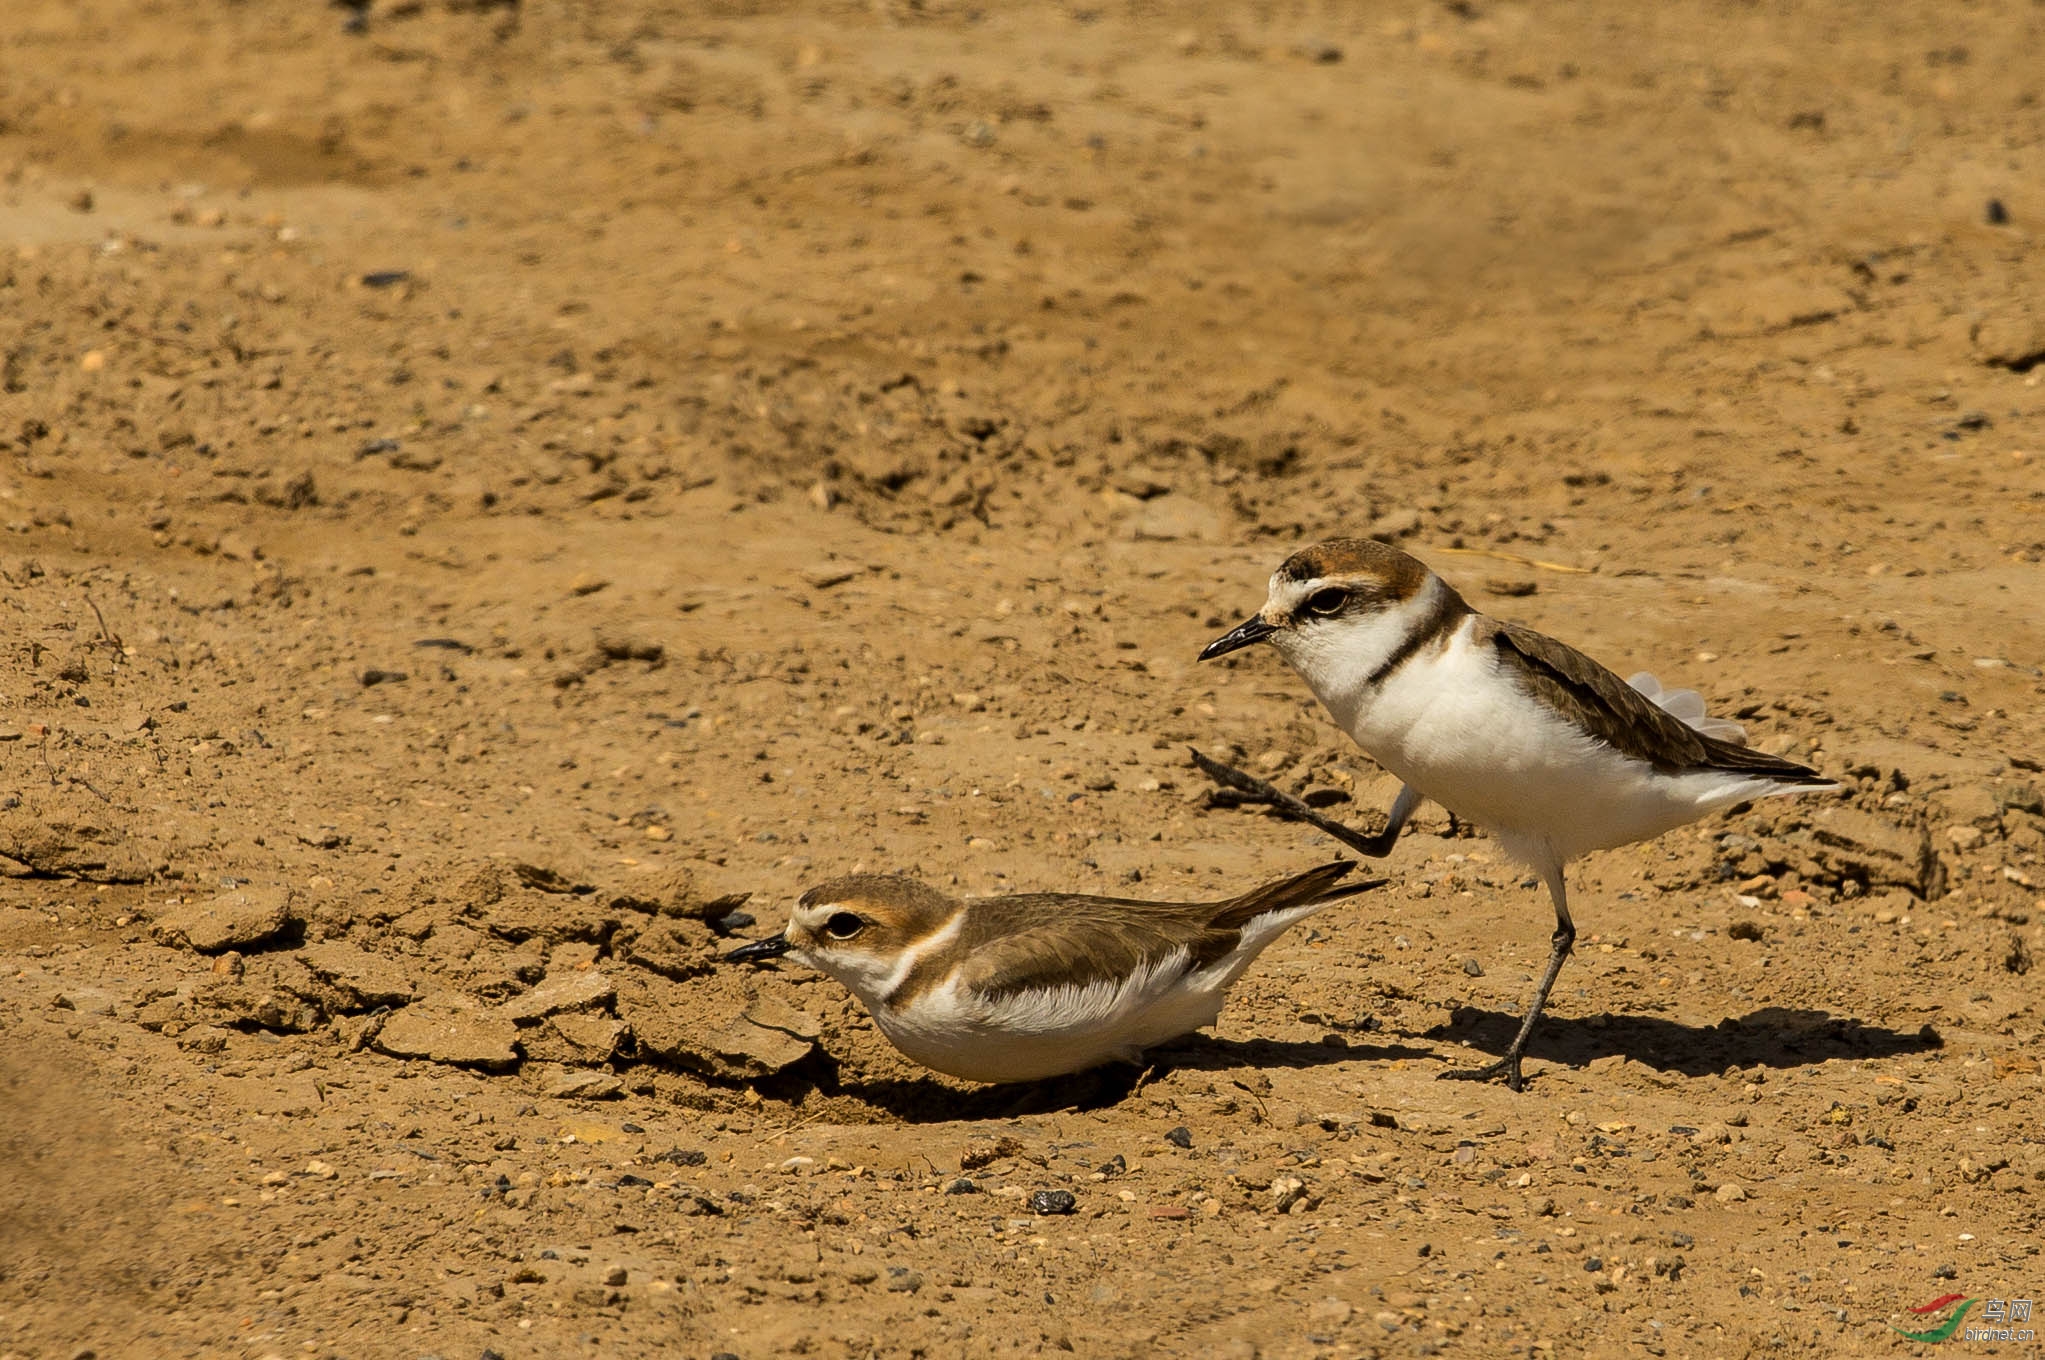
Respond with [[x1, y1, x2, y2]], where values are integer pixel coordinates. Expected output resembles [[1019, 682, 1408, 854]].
[[4, 2, 2044, 1357]]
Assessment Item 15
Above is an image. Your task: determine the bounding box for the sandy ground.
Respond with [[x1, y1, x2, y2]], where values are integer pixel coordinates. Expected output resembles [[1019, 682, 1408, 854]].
[[3, 2, 2044, 1357]]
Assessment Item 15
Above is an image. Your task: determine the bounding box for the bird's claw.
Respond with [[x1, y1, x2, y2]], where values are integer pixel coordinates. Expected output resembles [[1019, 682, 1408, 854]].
[[1437, 1055, 1527, 1092]]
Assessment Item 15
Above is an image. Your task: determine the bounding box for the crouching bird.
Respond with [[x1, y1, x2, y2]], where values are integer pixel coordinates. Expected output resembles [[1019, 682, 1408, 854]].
[[725, 861, 1380, 1083]]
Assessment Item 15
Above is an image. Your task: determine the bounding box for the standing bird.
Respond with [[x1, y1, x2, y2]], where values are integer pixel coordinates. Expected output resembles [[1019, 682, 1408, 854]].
[[1196, 537, 1835, 1089], [725, 861, 1381, 1083]]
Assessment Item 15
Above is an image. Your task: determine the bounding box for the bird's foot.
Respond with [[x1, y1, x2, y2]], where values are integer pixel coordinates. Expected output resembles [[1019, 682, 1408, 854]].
[[1188, 748, 1300, 809], [1437, 1053, 1528, 1092], [1187, 748, 1395, 857]]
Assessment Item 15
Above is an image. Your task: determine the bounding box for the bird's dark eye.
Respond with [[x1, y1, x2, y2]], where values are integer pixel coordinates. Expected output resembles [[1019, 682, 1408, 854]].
[[822, 912, 866, 940], [1304, 587, 1350, 616]]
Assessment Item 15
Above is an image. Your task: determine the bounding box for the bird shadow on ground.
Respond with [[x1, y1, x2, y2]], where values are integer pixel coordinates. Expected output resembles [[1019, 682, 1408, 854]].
[[1421, 1005, 1942, 1080], [1150, 1033, 1435, 1076], [771, 1036, 1435, 1123]]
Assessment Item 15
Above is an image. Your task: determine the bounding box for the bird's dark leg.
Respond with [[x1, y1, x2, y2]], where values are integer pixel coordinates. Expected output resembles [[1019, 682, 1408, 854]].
[[1440, 864, 1574, 1092], [1188, 748, 1415, 858], [1129, 1054, 1170, 1097]]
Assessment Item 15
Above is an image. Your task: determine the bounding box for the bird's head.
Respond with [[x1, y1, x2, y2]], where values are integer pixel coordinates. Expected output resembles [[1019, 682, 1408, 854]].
[[725, 874, 959, 1004], [1199, 538, 1450, 694]]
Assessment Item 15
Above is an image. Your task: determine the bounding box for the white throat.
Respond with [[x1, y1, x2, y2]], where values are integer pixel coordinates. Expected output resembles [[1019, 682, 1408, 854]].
[[797, 910, 964, 1009], [1271, 574, 1455, 726]]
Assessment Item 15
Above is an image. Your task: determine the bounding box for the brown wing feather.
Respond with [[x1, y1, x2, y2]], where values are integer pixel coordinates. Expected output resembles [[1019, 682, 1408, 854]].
[[1485, 619, 1828, 782], [950, 898, 1212, 1003], [946, 863, 1370, 1003]]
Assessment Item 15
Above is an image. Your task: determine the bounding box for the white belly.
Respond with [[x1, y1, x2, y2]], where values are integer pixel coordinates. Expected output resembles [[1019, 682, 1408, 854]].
[[1306, 622, 1784, 869], [872, 954, 1228, 1084]]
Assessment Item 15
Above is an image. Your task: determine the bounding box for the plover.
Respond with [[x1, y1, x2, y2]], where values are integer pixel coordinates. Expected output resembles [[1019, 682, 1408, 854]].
[[1196, 537, 1835, 1089], [725, 861, 1381, 1083]]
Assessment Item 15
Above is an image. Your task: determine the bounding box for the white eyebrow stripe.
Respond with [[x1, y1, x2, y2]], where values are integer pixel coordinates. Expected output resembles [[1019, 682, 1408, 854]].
[[878, 907, 965, 1000]]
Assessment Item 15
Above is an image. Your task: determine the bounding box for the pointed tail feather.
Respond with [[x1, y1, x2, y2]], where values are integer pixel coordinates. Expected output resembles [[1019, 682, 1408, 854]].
[[1695, 732, 1838, 787], [1628, 672, 1836, 786], [1210, 860, 1380, 930]]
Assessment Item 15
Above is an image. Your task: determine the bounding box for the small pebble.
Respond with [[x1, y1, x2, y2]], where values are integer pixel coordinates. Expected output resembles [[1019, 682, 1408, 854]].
[[884, 1266, 925, 1293], [1164, 1126, 1193, 1149], [946, 1177, 980, 1195], [1030, 1189, 1078, 1216], [1462, 957, 1485, 977]]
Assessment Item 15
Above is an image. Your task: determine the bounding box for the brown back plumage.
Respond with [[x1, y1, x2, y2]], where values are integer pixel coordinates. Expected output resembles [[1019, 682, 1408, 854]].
[[1482, 619, 1830, 782], [910, 860, 1372, 1006]]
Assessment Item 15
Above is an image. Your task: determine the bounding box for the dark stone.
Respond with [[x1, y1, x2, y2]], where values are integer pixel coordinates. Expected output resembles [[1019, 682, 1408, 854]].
[[711, 908, 756, 934]]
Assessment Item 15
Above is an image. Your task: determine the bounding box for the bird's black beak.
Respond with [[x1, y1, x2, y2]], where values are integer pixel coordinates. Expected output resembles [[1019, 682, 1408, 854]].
[[724, 934, 793, 964], [1198, 615, 1277, 661]]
